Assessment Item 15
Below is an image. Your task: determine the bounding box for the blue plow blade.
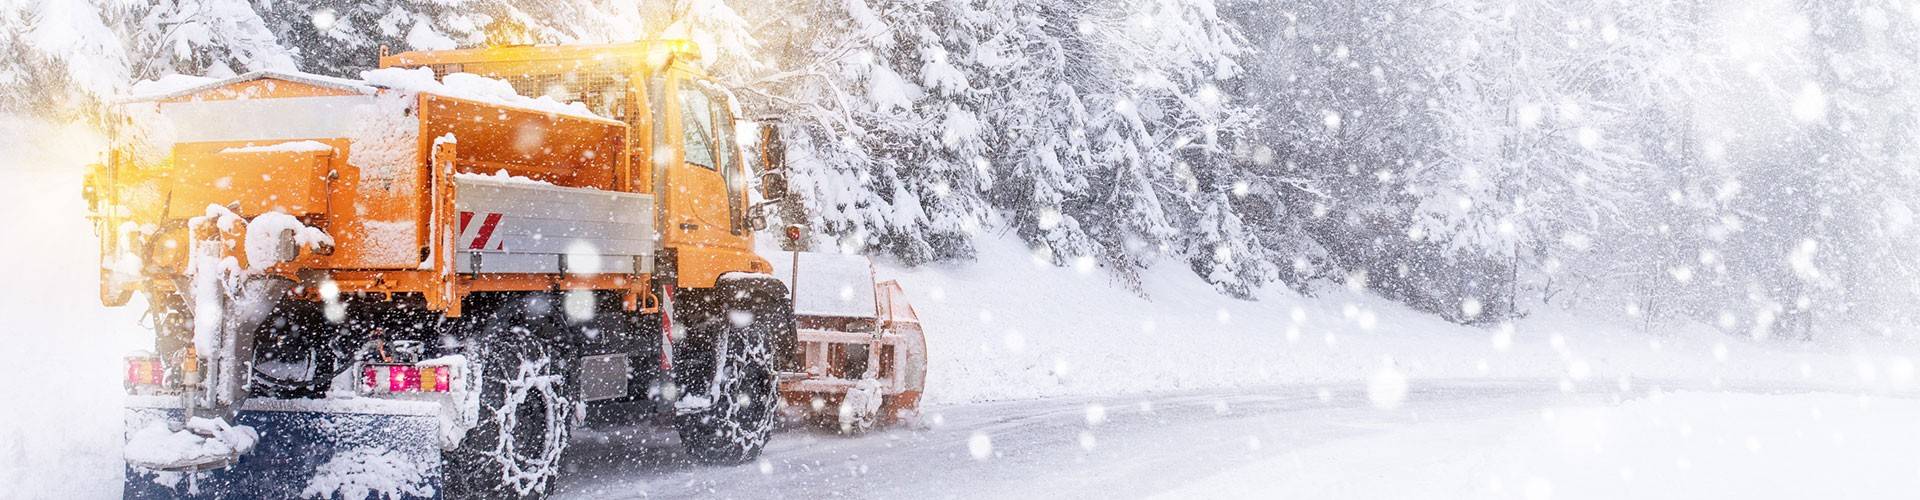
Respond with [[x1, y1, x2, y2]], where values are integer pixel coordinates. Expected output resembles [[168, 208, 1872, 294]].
[[123, 402, 445, 499]]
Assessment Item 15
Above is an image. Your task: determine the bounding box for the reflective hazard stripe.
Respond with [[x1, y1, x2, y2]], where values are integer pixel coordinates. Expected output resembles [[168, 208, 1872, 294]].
[[659, 284, 676, 371], [470, 213, 503, 250], [455, 211, 505, 251]]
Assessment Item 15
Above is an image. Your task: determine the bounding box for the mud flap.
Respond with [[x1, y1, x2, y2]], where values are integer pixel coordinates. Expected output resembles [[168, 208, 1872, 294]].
[[124, 406, 443, 499]]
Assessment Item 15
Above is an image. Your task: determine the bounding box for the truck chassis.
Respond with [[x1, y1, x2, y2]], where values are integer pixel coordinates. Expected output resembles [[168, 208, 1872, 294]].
[[91, 41, 828, 498]]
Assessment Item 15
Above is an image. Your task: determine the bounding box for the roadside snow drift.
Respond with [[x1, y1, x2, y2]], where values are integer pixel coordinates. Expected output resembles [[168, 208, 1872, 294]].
[[868, 235, 1920, 405], [1162, 391, 1920, 499]]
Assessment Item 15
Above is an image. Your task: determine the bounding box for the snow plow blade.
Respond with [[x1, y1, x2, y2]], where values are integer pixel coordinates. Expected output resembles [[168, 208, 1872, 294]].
[[125, 400, 443, 499], [769, 252, 929, 430]]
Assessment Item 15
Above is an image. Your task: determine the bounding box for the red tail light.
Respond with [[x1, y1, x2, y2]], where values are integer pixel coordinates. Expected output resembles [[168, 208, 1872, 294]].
[[362, 363, 453, 393], [126, 355, 163, 387]]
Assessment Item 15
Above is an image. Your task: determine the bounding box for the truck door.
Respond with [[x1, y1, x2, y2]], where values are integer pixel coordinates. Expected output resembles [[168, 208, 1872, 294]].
[[656, 70, 752, 285]]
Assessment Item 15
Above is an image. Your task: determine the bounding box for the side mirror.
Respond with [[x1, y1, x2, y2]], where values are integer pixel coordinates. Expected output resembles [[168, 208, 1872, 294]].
[[748, 206, 771, 231], [756, 120, 789, 200], [748, 199, 782, 232], [758, 170, 789, 201]]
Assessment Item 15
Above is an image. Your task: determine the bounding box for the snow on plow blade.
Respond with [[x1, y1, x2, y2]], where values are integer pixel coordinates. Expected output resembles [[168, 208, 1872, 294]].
[[124, 399, 443, 499]]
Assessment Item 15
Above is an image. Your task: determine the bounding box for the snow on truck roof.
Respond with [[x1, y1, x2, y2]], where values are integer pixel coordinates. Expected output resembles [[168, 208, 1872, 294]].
[[121, 71, 376, 102], [122, 68, 606, 121], [379, 39, 704, 68], [359, 67, 603, 120]]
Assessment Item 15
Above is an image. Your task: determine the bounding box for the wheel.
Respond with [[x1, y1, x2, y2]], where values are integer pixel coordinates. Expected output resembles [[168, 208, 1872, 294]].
[[445, 298, 574, 498], [673, 277, 790, 464]]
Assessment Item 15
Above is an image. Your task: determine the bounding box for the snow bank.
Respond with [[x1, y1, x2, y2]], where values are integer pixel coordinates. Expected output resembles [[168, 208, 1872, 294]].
[[1164, 391, 1920, 499], [847, 234, 1920, 406], [361, 67, 599, 119]]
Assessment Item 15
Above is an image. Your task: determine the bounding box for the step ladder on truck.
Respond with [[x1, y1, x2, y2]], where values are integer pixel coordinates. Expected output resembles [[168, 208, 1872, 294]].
[[84, 39, 926, 499]]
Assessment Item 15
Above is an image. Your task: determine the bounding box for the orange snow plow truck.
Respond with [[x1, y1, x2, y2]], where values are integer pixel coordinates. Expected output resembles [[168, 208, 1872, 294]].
[[83, 40, 926, 499]]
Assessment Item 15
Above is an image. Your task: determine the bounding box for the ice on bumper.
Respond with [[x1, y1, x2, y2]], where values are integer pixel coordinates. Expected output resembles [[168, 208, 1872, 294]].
[[124, 417, 258, 471]]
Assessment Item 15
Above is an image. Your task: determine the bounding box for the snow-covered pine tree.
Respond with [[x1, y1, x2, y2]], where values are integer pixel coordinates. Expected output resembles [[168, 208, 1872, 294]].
[[1404, 0, 1709, 321], [715, 0, 994, 263], [972, 0, 1102, 268], [252, 1, 460, 78], [1740, 0, 1920, 339], [705, 0, 1260, 292], [1072, 0, 1260, 294], [1084, 112, 1177, 292], [1229, 0, 1487, 312], [130, 0, 295, 79], [0, 0, 136, 114], [253, 0, 651, 79]]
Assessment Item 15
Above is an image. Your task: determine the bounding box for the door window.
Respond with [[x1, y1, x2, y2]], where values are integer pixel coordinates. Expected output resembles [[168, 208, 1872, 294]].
[[703, 86, 745, 233], [678, 88, 717, 170]]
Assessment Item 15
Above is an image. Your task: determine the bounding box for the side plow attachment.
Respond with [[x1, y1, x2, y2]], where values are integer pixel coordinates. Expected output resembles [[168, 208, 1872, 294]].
[[771, 251, 929, 431]]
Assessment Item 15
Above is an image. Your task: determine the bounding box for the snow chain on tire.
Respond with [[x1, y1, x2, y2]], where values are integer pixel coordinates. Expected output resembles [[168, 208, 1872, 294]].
[[446, 302, 574, 499], [486, 354, 570, 495], [674, 278, 787, 465]]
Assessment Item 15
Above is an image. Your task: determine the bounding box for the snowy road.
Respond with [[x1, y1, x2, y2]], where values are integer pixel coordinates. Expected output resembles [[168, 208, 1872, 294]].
[[556, 380, 1920, 499]]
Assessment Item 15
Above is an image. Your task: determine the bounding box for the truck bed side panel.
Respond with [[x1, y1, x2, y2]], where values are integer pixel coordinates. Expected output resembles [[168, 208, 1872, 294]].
[[452, 177, 656, 274]]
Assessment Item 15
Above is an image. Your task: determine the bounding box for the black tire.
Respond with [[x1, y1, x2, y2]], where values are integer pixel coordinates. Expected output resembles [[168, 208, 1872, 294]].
[[445, 299, 574, 498], [673, 277, 791, 464]]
